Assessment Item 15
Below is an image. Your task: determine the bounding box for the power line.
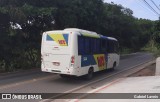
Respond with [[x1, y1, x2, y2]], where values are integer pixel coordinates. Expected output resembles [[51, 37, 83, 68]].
[[136, 0, 157, 17], [142, 0, 159, 16], [143, 0, 159, 15], [150, 0, 160, 12]]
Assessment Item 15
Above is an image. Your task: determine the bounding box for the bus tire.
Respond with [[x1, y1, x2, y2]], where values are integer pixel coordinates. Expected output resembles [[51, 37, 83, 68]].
[[85, 67, 94, 80], [60, 74, 68, 78], [111, 62, 116, 71]]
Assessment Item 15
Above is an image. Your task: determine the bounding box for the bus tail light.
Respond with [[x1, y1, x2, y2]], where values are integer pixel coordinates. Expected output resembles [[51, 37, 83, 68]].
[[71, 56, 75, 64]]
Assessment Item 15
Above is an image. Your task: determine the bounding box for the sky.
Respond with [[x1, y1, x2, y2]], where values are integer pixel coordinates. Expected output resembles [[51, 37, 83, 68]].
[[104, 0, 160, 21]]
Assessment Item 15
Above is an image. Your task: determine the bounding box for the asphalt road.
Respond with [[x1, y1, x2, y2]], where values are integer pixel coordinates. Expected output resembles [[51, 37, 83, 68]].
[[0, 52, 154, 101]]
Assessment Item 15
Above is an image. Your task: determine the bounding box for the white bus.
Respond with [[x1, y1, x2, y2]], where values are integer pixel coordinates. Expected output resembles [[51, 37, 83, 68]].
[[41, 28, 120, 79]]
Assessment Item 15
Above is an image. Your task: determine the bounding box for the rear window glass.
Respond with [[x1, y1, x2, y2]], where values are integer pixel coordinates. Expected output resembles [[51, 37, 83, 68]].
[[45, 33, 69, 46]]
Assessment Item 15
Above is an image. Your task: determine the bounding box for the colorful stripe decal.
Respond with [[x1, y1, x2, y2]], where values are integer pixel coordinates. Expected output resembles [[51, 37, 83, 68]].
[[81, 55, 96, 67], [93, 54, 106, 70], [46, 34, 69, 46], [80, 32, 100, 38], [46, 34, 53, 41], [63, 34, 69, 46], [81, 54, 107, 71]]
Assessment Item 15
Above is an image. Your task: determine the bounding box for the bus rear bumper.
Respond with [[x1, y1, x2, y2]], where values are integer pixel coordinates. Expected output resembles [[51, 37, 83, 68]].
[[41, 67, 82, 76]]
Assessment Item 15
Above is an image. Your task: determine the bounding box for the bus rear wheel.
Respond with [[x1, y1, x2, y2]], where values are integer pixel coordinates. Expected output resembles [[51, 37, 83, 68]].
[[60, 74, 69, 78], [85, 68, 94, 80], [111, 62, 116, 71]]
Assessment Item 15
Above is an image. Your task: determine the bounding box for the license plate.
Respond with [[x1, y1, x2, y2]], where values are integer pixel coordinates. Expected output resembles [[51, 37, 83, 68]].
[[52, 62, 60, 66]]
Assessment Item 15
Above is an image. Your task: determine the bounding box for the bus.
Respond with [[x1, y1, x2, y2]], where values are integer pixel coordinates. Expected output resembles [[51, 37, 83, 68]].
[[41, 28, 120, 79]]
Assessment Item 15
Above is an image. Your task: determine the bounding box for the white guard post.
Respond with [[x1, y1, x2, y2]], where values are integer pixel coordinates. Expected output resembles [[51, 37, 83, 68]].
[[156, 57, 160, 76]]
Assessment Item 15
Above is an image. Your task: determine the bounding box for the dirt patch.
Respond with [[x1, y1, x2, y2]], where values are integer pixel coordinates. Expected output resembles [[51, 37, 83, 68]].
[[128, 63, 155, 77]]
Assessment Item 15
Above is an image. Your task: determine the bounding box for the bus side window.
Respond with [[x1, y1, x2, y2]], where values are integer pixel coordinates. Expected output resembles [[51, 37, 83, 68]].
[[84, 37, 91, 54], [92, 38, 97, 54], [108, 40, 114, 53], [78, 36, 84, 55], [101, 39, 106, 53], [106, 40, 108, 52], [114, 41, 119, 53], [111, 41, 114, 53], [96, 39, 100, 54], [107, 40, 111, 53], [91, 38, 95, 54], [108, 40, 118, 53]]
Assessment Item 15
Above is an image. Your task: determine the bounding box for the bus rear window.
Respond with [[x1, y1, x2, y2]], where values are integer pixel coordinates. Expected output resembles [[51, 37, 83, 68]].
[[45, 34, 69, 46]]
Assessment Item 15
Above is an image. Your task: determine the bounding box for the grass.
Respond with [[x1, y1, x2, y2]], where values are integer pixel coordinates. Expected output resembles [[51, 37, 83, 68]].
[[142, 39, 160, 57]]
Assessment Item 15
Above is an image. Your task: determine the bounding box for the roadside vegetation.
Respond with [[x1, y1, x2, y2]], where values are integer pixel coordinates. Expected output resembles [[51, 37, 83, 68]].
[[0, 0, 159, 72], [142, 21, 160, 57]]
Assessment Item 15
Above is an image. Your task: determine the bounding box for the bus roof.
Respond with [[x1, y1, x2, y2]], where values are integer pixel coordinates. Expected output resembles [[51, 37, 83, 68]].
[[64, 28, 97, 34], [44, 28, 117, 41], [64, 28, 100, 38]]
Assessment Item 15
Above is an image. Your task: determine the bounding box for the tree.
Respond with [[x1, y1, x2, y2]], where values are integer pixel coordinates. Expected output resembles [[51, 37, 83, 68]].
[[0, 0, 157, 71]]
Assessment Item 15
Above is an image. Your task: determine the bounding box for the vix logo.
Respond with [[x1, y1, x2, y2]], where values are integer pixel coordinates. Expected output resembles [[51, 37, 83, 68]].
[[2, 94, 11, 99]]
